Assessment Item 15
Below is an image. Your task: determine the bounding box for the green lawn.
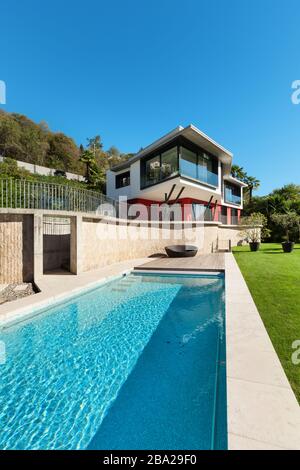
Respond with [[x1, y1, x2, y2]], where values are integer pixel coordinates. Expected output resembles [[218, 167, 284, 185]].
[[233, 243, 300, 402]]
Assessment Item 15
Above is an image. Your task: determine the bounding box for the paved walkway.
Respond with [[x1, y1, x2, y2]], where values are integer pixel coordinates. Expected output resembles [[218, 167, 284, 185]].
[[225, 253, 300, 450]]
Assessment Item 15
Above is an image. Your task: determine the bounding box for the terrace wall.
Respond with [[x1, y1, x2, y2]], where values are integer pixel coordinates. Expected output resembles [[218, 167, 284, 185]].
[[0, 210, 248, 283], [0, 214, 34, 284], [80, 218, 244, 272]]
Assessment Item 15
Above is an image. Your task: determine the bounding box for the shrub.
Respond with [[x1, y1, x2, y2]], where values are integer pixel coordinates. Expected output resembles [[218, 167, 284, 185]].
[[270, 211, 300, 242], [239, 212, 271, 243]]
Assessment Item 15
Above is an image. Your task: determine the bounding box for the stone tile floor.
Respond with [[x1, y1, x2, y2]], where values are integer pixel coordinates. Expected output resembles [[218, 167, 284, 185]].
[[0, 283, 34, 305]]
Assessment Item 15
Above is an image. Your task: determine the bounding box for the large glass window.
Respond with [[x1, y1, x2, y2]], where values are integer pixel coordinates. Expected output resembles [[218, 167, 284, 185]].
[[198, 152, 218, 186], [180, 147, 197, 179], [141, 146, 179, 188], [224, 183, 241, 205], [140, 140, 219, 189], [231, 208, 239, 224], [144, 155, 161, 186], [220, 206, 228, 224], [161, 147, 178, 179], [179, 146, 218, 186], [192, 203, 213, 221]]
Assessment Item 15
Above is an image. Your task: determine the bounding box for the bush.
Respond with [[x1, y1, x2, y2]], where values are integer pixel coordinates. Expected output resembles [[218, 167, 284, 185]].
[[270, 212, 300, 242], [239, 212, 271, 243]]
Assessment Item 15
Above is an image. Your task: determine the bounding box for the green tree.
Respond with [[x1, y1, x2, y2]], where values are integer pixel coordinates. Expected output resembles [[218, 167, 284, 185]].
[[79, 149, 96, 183], [239, 212, 271, 242], [0, 157, 32, 179], [79, 149, 105, 188], [244, 175, 261, 203], [0, 112, 22, 157], [271, 211, 300, 242], [231, 164, 247, 181], [47, 133, 81, 172], [87, 135, 103, 152]]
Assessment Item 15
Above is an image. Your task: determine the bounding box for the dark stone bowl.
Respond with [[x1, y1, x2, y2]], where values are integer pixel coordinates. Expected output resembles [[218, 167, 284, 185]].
[[165, 245, 198, 258]]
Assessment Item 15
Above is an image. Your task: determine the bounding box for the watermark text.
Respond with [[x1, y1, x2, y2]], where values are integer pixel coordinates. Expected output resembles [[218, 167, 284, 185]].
[[291, 80, 300, 104], [0, 80, 6, 104]]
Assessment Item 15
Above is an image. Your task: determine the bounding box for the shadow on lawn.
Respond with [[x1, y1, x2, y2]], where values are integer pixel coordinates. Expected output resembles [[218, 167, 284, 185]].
[[263, 245, 300, 254], [235, 249, 283, 255], [234, 245, 300, 255], [261, 247, 283, 253]]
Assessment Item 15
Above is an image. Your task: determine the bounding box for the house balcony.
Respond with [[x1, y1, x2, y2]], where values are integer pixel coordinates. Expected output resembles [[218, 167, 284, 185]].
[[140, 141, 220, 196]]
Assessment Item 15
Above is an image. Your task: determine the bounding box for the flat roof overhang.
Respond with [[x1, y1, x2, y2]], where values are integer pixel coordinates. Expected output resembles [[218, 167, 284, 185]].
[[223, 175, 248, 187], [111, 124, 233, 173]]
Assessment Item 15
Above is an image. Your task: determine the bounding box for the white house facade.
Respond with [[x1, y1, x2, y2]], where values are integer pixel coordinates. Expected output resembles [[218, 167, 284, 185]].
[[107, 125, 246, 224]]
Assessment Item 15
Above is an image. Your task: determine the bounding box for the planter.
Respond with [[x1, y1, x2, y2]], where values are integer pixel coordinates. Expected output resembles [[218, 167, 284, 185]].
[[282, 241, 295, 253], [249, 242, 260, 252]]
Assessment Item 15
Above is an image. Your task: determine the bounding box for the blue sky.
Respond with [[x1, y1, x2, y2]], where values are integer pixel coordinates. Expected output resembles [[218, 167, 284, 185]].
[[1, 0, 300, 195]]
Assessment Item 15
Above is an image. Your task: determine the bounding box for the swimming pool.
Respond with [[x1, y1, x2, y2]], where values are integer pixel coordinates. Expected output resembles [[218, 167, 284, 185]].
[[0, 272, 227, 450]]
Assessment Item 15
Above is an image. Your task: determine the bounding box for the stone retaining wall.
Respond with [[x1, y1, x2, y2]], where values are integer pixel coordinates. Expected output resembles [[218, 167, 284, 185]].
[[0, 214, 33, 283], [0, 210, 249, 282], [80, 218, 245, 272]]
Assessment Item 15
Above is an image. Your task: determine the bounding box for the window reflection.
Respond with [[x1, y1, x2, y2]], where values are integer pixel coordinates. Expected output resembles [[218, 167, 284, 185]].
[[192, 203, 213, 221], [145, 155, 161, 186], [161, 147, 178, 179], [142, 147, 179, 188], [180, 147, 197, 179], [140, 142, 219, 189], [180, 147, 218, 187], [224, 183, 241, 205]]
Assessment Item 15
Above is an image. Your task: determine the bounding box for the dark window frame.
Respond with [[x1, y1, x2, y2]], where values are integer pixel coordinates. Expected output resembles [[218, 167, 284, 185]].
[[140, 138, 180, 189], [140, 136, 219, 190], [116, 170, 131, 189]]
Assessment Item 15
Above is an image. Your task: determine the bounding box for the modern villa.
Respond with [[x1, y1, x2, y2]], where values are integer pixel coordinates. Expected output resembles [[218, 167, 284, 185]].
[[0, 125, 299, 452], [107, 124, 247, 224]]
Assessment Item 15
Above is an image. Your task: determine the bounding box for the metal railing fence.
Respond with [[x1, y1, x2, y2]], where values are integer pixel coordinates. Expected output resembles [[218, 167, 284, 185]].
[[0, 179, 122, 216]]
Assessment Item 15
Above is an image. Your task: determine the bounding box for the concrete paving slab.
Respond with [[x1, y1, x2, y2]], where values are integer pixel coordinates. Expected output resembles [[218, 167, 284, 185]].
[[226, 253, 300, 450], [228, 433, 286, 450]]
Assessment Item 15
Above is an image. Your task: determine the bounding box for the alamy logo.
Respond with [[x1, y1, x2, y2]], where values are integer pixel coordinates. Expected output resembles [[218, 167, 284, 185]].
[[0, 341, 6, 365], [291, 80, 300, 105], [292, 340, 300, 365], [0, 80, 6, 104]]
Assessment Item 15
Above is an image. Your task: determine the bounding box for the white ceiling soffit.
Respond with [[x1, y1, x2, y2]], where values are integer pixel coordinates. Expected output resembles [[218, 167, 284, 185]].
[[223, 174, 248, 187]]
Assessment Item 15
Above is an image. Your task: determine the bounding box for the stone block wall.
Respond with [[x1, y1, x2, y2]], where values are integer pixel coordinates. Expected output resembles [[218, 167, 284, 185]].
[[0, 214, 33, 283], [80, 218, 245, 273], [0, 210, 249, 283]]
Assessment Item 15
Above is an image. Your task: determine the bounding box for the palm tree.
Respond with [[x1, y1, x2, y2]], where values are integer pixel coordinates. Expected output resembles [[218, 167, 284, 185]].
[[245, 176, 260, 203], [231, 165, 247, 182], [79, 149, 96, 184]]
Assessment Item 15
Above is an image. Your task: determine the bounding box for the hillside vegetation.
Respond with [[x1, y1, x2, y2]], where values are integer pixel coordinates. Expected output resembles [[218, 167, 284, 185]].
[[0, 110, 132, 190]]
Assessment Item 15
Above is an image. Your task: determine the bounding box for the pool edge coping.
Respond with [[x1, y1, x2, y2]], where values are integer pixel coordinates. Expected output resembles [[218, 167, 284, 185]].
[[0, 273, 129, 329], [225, 252, 300, 450]]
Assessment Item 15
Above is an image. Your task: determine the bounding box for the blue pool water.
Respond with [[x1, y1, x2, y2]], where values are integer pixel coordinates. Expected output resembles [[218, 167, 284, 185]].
[[0, 272, 227, 450]]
